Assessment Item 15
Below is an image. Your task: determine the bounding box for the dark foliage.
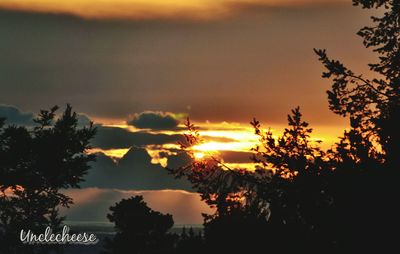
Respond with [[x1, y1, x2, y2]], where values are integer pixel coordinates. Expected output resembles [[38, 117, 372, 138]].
[[0, 105, 96, 254], [103, 196, 176, 254]]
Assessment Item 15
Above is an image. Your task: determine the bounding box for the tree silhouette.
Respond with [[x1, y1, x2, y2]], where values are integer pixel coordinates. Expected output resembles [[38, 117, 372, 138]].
[[313, 0, 400, 251], [103, 196, 175, 254], [0, 105, 96, 254], [169, 1, 400, 253], [314, 0, 399, 167]]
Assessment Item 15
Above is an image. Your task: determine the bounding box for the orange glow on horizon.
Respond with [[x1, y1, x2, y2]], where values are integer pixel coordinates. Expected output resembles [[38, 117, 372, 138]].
[[87, 120, 347, 166]]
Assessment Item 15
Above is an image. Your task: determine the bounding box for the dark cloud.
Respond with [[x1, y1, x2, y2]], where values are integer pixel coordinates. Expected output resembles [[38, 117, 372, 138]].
[[166, 152, 192, 169], [82, 147, 192, 191], [127, 111, 181, 130], [92, 126, 185, 149], [0, 104, 33, 125]]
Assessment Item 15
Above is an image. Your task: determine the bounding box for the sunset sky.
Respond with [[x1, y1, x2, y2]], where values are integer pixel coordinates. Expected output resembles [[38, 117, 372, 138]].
[[0, 0, 377, 225]]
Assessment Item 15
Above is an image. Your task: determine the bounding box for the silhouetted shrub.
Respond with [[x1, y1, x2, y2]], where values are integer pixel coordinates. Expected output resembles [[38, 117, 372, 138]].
[[103, 196, 176, 254]]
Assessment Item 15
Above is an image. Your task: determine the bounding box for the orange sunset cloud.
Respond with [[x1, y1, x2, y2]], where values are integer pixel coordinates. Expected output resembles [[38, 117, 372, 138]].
[[0, 0, 346, 20]]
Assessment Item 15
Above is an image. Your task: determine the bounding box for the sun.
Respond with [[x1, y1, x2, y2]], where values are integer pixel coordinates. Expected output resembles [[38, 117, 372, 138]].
[[194, 152, 205, 159], [191, 144, 222, 161], [191, 142, 223, 160]]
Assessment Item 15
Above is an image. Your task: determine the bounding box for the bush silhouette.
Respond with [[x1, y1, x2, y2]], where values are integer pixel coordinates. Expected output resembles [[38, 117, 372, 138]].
[[103, 196, 176, 254]]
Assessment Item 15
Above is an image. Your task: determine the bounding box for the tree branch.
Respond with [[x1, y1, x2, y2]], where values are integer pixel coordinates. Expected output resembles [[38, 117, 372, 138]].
[[347, 74, 389, 98]]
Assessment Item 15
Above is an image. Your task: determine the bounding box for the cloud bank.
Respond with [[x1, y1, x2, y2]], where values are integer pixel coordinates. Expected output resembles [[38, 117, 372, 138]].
[[82, 147, 193, 191], [0, 104, 33, 125], [92, 126, 185, 149]]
